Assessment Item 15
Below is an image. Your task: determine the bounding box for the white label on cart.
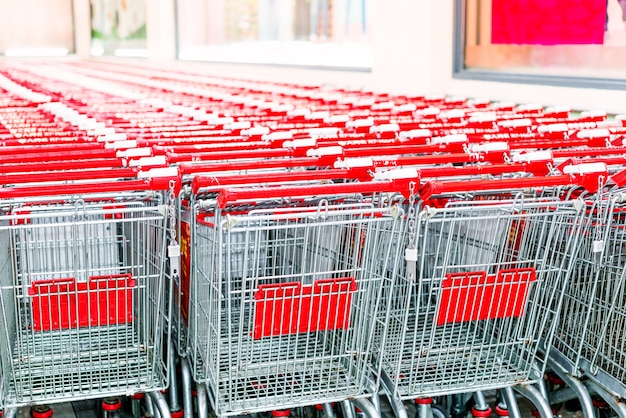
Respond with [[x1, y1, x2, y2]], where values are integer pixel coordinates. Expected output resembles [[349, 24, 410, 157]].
[[356, 98, 376, 107], [545, 105, 571, 114], [224, 121, 252, 130], [139, 166, 178, 179], [88, 127, 115, 136], [537, 123, 568, 133], [283, 138, 317, 148], [512, 150, 553, 163], [490, 101, 516, 109], [498, 118, 532, 128], [371, 101, 395, 110], [309, 127, 341, 138], [130, 155, 167, 167], [325, 114, 350, 124], [593, 240, 605, 253], [438, 109, 466, 120], [374, 167, 418, 181], [271, 103, 295, 112], [430, 133, 468, 144], [262, 131, 293, 141], [399, 129, 432, 140], [334, 157, 374, 168], [241, 126, 270, 136], [117, 147, 152, 158], [562, 162, 607, 175], [98, 133, 128, 142], [104, 139, 137, 150], [346, 118, 374, 128], [370, 123, 400, 134], [306, 146, 343, 157], [516, 103, 543, 112], [469, 112, 497, 123], [405, 248, 418, 262], [470, 142, 509, 153], [577, 128, 610, 139], [306, 110, 331, 120], [416, 107, 441, 116], [393, 103, 417, 113], [581, 109, 607, 118], [287, 108, 311, 117]]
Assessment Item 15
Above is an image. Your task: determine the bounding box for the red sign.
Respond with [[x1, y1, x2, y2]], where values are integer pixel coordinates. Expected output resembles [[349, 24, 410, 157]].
[[491, 0, 606, 45]]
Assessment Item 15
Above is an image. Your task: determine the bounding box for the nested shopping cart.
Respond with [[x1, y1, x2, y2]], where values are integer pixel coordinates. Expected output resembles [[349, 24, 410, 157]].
[[547, 169, 626, 417], [376, 169, 605, 418], [181, 179, 414, 418], [0, 173, 179, 417]]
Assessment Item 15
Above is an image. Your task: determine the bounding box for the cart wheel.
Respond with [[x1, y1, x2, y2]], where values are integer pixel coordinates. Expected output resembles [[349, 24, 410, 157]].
[[495, 403, 508, 417], [31, 405, 53, 418], [102, 397, 122, 418], [470, 406, 492, 418]]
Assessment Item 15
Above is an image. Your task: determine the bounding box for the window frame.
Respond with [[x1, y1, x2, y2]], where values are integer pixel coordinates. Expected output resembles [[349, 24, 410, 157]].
[[452, 0, 626, 90]]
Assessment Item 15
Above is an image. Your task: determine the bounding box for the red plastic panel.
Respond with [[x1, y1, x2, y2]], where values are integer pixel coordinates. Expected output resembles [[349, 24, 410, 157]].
[[253, 277, 357, 339], [436, 268, 536, 326], [29, 274, 136, 331]]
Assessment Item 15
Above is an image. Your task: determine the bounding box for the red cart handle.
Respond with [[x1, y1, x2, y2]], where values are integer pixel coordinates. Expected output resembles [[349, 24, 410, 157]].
[[0, 148, 118, 165], [216, 180, 404, 208], [191, 168, 371, 193], [0, 167, 138, 186], [166, 148, 294, 163], [179, 157, 334, 175], [0, 177, 180, 199], [0, 158, 125, 174], [419, 165, 607, 199], [0, 142, 103, 156]]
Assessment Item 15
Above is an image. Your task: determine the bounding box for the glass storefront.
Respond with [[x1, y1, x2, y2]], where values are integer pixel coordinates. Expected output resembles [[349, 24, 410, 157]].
[[176, 0, 373, 69], [90, 0, 148, 57]]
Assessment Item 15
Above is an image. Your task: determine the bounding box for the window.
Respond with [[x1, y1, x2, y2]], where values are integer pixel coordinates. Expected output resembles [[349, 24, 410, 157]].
[[91, 0, 148, 57], [455, 0, 626, 88], [176, 0, 373, 70], [0, 0, 74, 56]]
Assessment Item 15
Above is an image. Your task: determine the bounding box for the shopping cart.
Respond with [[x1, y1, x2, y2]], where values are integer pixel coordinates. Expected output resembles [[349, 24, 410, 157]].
[[376, 169, 605, 418], [547, 169, 626, 417], [0, 173, 179, 417], [181, 179, 414, 418]]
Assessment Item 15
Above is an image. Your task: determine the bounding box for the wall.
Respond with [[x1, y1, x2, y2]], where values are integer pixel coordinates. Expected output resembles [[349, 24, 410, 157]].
[[0, 0, 74, 53], [74, 0, 626, 114]]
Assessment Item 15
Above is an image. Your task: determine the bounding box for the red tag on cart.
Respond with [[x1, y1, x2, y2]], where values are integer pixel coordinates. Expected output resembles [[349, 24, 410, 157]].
[[253, 277, 356, 339], [436, 268, 536, 325]]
